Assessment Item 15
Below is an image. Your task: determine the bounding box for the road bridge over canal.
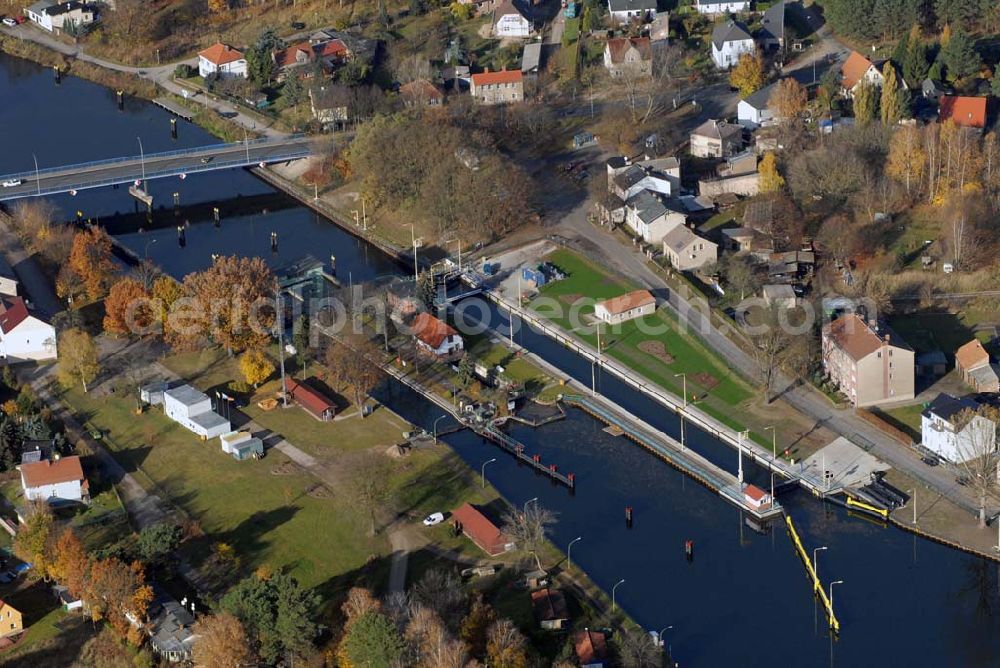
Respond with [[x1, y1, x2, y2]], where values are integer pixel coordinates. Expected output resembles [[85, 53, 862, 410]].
[[0, 135, 313, 202]]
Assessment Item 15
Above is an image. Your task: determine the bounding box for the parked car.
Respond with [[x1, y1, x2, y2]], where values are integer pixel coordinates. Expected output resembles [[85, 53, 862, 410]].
[[1, 17, 16, 27], [422, 512, 445, 526], [291, 21, 306, 29], [921, 456, 939, 467], [1, 179, 22, 187]]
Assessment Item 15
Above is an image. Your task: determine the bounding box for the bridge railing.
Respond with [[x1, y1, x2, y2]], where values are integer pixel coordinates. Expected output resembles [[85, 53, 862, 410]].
[[0, 134, 309, 181], [2, 148, 311, 200]]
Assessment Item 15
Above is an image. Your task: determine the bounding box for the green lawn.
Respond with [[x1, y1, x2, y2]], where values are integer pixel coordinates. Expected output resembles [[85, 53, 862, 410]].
[[878, 403, 926, 441], [530, 249, 771, 439]]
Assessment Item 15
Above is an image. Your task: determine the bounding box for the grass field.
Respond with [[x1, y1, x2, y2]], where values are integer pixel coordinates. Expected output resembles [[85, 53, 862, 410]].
[[533, 249, 754, 408], [878, 403, 926, 441], [887, 312, 978, 355]]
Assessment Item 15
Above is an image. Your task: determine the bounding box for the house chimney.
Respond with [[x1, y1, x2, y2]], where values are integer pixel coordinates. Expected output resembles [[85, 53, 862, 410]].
[[484, 67, 490, 73]]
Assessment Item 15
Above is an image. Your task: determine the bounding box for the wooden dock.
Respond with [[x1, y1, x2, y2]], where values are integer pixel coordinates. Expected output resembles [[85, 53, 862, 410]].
[[152, 97, 194, 121]]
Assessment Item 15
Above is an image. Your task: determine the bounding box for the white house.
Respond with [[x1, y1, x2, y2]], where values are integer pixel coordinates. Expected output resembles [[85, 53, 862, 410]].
[[0, 296, 57, 362], [197, 42, 248, 79], [737, 83, 776, 127], [841, 51, 885, 97], [20, 455, 89, 504], [411, 312, 464, 358], [662, 225, 718, 271], [0, 255, 18, 297], [594, 290, 656, 324], [696, 0, 750, 15], [24, 1, 95, 34], [921, 394, 996, 464], [711, 20, 754, 69], [690, 118, 744, 158], [493, 0, 532, 38], [607, 0, 656, 24], [623, 190, 687, 244], [163, 385, 231, 439], [607, 156, 680, 199]]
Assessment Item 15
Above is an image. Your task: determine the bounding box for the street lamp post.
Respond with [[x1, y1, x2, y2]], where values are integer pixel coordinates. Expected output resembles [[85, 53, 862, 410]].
[[612, 578, 625, 611], [32, 153, 41, 196], [674, 373, 687, 408], [523, 497, 538, 515], [829, 580, 844, 610], [144, 237, 158, 261], [433, 415, 448, 444], [453, 239, 462, 272], [764, 425, 776, 459], [567, 536, 582, 569], [907, 489, 916, 525], [658, 625, 673, 649], [737, 430, 749, 484], [813, 546, 827, 577], [275, 289, 288, 407], [408, 223, 419, 283], [137, 137, 146, 188], [243, 127, 250, 163], [481, 458, 497, 488]]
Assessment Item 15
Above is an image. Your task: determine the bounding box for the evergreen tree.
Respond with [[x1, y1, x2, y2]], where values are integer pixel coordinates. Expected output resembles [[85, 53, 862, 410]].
[[903, 33, 930, 86], [0, 419, 24, 471], [417, 271, 436, 310], [281, 74, 305, 108], [409, 0, 427, 16], [891, 31, 910, 69], [246, 29, 284, 88], [881, 63, 902, 125], [853, 80, 879, 125], [939, 29, 982, 82]]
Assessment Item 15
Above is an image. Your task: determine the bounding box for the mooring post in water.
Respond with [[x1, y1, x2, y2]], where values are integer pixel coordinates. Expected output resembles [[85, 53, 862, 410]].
[[270, 231, 278, 253], [53, 66, 61, 83], [173, 192, 180, 209], [329, 255, 336, 276], [116, 90, 123, 110], [170, 117, 177, 139], [177, 225, 186, 247], [625, 506, 633, 528], [146, 201, 152, 224], [213, 206, 220, 227]]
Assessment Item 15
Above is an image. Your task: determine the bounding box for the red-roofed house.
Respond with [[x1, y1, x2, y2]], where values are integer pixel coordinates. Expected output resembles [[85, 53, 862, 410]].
[[452, 503, 512, 555], [743, 483, 772, 511], [575, 629, 609, 667], [273, 39, 351, 79], [594, 290, 656, 324], [198, 43, 247, 79], [530, 588, 570, 629], [840, 51, 883, 97], [470, 68, 524, 105], [286, 378, 337, 421], [939, 95, 987, 129], [410, 312, 464, 358], [20, 455, 89, 504], [604, 37, 652, 78], [0, 296, 56, 362], [400, 79, 444, 107]]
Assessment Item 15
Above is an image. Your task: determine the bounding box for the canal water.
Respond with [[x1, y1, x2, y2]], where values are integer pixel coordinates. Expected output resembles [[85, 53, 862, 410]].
[[4, 53, 1000, 666]]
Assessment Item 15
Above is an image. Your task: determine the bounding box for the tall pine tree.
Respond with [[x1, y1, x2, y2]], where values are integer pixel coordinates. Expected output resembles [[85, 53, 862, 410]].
[[854, 80, 879, 125], [881, 63, 903, 125], [940, 29, 982, 82]]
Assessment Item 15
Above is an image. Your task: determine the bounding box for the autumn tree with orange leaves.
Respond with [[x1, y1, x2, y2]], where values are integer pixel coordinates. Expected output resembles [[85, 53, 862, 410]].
[[83, 557, 152, 641], [51, 528, 89, 597], [69, 228, 117, 301], [173, 256, 277, 354], [192, 613, 257, 667], [103, 278, 154, 337]]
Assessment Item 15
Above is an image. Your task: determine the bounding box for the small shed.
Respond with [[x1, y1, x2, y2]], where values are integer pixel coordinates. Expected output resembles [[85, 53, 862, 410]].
[[743, 483, 772, 511], [220, 431, 264, 460], [140, 381, 169, 406], [53, 585, 83, 612], [916, 350, 947, 378], [573, 131, 596, 149], [530, 587, 569, 630], [452, 503, 512, 556], [286, 378, 337, 421]]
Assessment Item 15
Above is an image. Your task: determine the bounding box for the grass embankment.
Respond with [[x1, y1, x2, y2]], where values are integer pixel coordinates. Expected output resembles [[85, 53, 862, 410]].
[[529, 248, 800, 448], [0, 36, 156, 98]]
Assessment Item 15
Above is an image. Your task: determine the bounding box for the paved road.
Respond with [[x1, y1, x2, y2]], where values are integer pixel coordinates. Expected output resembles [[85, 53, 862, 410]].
[[0, 135, 312, 201], [0, 22, 285, 138]]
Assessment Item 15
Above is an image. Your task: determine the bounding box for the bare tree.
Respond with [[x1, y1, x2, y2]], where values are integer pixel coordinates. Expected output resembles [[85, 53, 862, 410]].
[[953, 406, 1000, 528], [405, 606, 469, 668], [324, 335, 385, 414], [501, 502, 557, 571], [616, 626, 662, 667], [344, 451, 395, 536], [410, 569, 465, 627], [485, 618, 528, 668]]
